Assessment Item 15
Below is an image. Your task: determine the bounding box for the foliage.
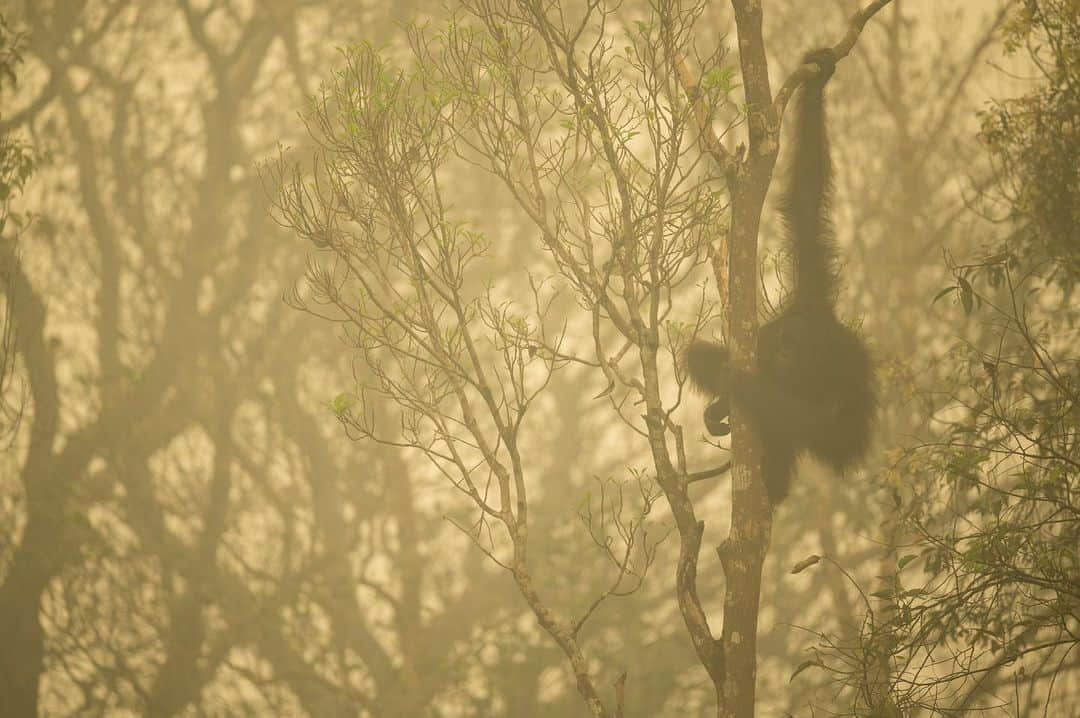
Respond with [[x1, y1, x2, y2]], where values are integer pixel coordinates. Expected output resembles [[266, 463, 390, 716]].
[[979, 0, 1079, 281]]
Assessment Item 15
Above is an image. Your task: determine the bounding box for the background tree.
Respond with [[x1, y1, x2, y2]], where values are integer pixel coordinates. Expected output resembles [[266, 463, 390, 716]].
[[0, 13, 34, 441]]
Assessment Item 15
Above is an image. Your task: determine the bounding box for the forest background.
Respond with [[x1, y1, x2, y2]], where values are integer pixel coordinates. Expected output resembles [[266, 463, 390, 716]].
[[0, 0, 1076, 716]]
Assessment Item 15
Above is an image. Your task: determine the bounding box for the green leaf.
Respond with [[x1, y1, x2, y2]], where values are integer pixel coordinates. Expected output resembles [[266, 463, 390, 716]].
[[932, 285, 957, 305], [958, 277, 974, 315], [329, 393, 355, 416], [789, 659, 824, 682]]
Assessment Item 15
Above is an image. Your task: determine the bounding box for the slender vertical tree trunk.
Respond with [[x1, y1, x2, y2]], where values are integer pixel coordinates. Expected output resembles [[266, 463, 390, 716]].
[[718, 1, 783, 713], [717, 163, 776, 718], [0, 520, 52, 717]]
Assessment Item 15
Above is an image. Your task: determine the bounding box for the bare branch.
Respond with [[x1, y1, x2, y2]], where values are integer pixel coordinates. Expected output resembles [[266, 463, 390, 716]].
[[773, 0, 896, 120]]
